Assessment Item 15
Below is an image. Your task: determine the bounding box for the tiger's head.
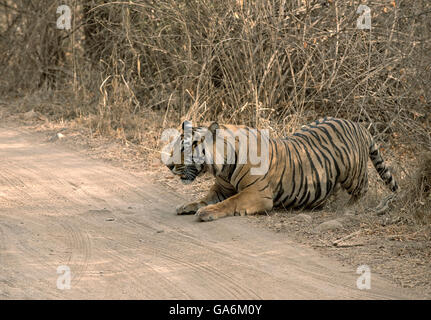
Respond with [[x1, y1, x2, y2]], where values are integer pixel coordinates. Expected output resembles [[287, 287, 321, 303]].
[[163, 121, 219, 185]]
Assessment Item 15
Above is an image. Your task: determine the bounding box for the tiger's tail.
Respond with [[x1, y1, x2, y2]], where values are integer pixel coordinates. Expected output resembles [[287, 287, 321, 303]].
[[369, 138, 399, 193]]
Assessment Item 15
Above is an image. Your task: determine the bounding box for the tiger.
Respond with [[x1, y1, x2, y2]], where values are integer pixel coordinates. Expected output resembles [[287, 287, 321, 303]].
[[163, 117, 398, 222]]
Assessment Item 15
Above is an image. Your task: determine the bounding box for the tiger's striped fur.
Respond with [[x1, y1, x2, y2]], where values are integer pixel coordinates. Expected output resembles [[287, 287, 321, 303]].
[[166, 117, 398, 221]]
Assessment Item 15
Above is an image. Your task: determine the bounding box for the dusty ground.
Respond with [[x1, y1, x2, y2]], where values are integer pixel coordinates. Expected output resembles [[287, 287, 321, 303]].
[[250, 206, 431, 293], [0, 110, 429, 299]]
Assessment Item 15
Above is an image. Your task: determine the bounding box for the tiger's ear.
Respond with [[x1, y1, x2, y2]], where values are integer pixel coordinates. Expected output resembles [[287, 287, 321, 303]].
[[181, 120, 192, 131], [208, 122, 219, 135]]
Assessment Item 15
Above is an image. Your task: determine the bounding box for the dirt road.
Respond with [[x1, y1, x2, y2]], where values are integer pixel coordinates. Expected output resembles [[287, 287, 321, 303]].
[[0, 125, 420, 299]]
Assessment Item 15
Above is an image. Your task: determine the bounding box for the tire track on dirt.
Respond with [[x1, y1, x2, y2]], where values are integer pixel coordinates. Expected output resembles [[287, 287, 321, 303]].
[[0, 125, 422, 299], [111, 208, 263, 298], [58, 221, 92, 287]]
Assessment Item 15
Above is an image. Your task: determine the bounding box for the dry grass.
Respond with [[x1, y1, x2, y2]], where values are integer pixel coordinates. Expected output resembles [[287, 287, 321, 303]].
[[396, 152, 431, 224], [0, 0, 430, 225]]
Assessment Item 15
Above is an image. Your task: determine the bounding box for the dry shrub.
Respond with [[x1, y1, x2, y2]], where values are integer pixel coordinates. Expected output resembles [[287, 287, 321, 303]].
[[418, 154, 431, 197], [0, 1, 68, 94], [2, 1, 430, 139], [1, 0, 430, 224], [397, 152, 431, 224], [92, 0, 429, 148]]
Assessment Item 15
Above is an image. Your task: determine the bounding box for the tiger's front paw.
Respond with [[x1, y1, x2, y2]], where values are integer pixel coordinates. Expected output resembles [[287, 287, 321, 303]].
[[195, 205, 220, 222], [176, 202, 202, 215]]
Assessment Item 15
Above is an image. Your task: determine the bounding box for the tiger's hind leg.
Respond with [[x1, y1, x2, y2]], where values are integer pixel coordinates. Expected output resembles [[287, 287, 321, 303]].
[[344, 172, 396, 215], [327, 182, 342, 204], [346, 173, 369, 206], [195, 186, 273, 222], [375, 193, 398, 215], [312, 182, 342, 211]]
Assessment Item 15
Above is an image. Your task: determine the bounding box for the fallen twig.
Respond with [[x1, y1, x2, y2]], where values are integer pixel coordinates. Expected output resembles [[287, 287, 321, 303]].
[[333, 230, 361, 246], [333, 243, 365, 248]]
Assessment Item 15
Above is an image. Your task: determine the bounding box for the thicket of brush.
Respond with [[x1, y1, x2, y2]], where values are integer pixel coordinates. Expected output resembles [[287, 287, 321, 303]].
[[0, 0, 430, 222]]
